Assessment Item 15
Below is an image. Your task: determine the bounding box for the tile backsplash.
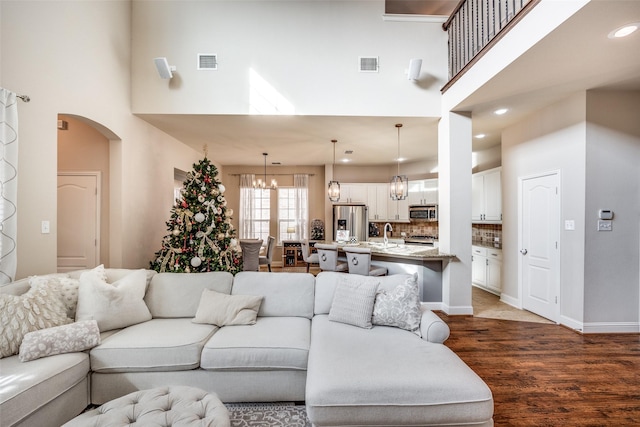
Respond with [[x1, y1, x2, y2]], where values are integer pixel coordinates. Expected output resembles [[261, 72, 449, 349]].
[[371, 222, 502, 243]]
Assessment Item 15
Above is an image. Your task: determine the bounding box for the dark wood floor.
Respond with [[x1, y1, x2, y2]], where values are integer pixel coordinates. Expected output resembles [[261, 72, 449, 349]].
[[438, 313, 640, 426]]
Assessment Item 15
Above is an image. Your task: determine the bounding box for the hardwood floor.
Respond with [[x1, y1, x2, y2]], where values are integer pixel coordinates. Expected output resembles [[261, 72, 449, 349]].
[[438, 313, 640, 425]]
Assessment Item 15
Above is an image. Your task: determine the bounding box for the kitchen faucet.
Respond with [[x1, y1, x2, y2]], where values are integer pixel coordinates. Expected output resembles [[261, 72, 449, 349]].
[[383, 223, 393, 247]]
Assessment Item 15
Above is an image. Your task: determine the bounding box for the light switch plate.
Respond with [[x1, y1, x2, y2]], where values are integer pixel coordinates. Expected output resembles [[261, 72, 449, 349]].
[[597, 220, 612, 231], [41, 220, 50, 234]]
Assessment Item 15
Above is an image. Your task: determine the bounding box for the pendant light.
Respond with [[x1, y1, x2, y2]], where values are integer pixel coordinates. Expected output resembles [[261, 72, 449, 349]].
[[253, 153, 277, 190], [327, 139, 341, 202], [390, 124, 408, 200]]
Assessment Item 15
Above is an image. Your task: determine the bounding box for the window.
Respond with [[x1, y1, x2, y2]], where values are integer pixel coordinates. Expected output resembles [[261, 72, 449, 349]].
[[252, 189, 271, 242], [278, 186, 308, 245]]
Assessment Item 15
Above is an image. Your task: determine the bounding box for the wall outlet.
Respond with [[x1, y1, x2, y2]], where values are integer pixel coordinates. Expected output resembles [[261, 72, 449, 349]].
[[597, 220, 612, 231], [564, 220, 575, 230]]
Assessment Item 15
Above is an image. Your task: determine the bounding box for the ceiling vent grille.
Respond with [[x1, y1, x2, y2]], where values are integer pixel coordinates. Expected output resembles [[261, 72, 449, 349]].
[[198, 54, 218, 70], [359, 56, 379, 72]]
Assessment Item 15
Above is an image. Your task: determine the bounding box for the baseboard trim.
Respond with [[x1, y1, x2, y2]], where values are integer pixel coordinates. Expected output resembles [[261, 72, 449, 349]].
[[440, 303, 474, 315], [499, 294, 520, 309], [582, 321, 640, 334]]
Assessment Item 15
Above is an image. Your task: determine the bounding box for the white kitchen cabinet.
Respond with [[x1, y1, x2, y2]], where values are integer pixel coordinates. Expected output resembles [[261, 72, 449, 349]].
[[367, 184, 389, 221], [388, 197, 409, 221], [339, 183, 367, 203], [472, 245, 502, 295], [471, 167, 502, 223], [408, 179, 438, 206]]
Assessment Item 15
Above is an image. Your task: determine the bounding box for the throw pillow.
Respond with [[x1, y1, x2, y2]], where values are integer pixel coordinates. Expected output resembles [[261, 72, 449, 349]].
[[19, 319, 101, 362], [328, 274, 379, 329], [29, 275, 80, 319], [76, 268, 152, 332], [372, 273, 422, 336], [0, 282, 72, 358], [192, 289, 263, 327]]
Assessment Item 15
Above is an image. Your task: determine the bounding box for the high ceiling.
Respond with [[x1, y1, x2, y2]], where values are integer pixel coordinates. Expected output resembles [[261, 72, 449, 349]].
[[138, 1, 640, 167]]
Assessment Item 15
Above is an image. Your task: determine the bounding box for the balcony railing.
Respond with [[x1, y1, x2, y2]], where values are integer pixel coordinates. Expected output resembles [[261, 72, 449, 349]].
[[442, 0, 539, 91]]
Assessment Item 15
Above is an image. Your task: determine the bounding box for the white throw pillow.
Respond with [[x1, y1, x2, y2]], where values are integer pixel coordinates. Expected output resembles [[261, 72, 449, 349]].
[[76, 267, 151, 332], [372, 273, 422, 336], [328, 274, 379, 329], [0, 282, 72, 358], [19, 319, 101, 362], [192, 289, 263, 327], [29, 275, 80, 319]]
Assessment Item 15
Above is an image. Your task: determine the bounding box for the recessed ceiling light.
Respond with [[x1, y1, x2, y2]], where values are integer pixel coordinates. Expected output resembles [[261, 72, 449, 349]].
[[475, 133, 486, 139], [609, 23, 639, 39], [494, 108, 508, 115]]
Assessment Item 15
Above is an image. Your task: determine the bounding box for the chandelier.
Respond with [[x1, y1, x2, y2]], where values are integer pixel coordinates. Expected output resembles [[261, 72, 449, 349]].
[[327, 139, 341, 202], [253, 153, 277, 190], [390, 124, 408, 200]]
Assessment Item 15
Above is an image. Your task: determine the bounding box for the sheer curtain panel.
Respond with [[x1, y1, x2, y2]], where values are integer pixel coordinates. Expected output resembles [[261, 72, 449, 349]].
[[0, 88, 19, 284], [239, 174, 255, 239], [294, 174, 309, 240]]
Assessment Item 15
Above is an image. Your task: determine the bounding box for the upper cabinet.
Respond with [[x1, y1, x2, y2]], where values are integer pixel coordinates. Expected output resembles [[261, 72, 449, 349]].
[[472, 167, 502, 223], [338, 183, 368, 204], [408, 179, 438, 206], [367, 184, 389, 221]]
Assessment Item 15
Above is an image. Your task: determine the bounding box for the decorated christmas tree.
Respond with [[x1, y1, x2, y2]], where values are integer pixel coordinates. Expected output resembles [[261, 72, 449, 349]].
[[150, 157, 242, 274]]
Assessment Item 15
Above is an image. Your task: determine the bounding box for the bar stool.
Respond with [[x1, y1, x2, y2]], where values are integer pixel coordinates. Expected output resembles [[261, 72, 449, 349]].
[[300, 240, 319, 273], [239, 239, 263, 271], [343, 246, 387, 276], [315, 243, 348, 272]]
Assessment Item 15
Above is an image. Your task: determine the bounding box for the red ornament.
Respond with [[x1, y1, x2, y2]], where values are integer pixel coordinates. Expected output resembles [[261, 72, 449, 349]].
[[181, 200, 188, 208]]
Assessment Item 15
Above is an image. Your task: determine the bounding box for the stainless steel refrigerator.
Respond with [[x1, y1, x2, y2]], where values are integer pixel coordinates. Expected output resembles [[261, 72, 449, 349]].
[[333, 204, 368, 242]]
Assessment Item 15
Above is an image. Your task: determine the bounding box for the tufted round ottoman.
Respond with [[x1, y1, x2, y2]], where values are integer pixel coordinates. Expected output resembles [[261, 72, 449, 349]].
[[64, 386, 230, 427]]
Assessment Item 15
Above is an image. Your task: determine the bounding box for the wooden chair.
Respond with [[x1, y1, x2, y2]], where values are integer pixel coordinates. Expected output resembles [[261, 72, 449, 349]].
[[343, 246, 387, 276], [239, 239, 263, 271], [259, 236, 276, 272], [315, 243, 348, 272], [300, 240, 319, 273]]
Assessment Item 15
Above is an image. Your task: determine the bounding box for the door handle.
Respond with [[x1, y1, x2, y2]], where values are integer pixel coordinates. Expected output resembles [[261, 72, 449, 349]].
[[520, 249, 528, 255]]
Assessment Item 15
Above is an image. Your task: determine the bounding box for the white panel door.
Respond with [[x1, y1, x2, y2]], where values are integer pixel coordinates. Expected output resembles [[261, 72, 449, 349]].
[[520, 172, 560, 322], [57, 173, 100, 272]]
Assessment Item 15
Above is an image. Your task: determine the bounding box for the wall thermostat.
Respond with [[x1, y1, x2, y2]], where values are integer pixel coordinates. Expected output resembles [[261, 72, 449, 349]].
[[598, 209, 613, 220]]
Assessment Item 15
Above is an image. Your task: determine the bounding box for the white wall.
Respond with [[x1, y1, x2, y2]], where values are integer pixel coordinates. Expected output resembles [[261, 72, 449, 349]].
[[131, 0, 447, 118], [584, 90, 640, 325], [1, 1, 203, 277], [502, 93, 587, 325]]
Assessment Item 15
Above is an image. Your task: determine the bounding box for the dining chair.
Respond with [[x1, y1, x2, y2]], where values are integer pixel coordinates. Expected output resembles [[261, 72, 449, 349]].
[[343, 246, 387, 276], [239, 239, 263, 272], [258, 236, 276, 272], [300, 240, 320, 273], [315, 243, 348, 272]]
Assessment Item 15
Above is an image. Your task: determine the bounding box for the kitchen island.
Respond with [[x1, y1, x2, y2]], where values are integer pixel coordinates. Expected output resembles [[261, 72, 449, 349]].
[[331, 241, 456, 304]]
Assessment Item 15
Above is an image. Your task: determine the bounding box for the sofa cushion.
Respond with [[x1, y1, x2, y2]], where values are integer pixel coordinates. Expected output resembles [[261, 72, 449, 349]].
[[0, 352, 90, 426], [328, 274, 379, 329], [76, 268, 152, 332], [29, 275, 80, 319], [19, 319, 100, 362], [314, 271, 411, 315], [231, 272, 315, 319], [1, 281, 72, 358], [90, 318, 217, 372], [201, 317, 310, 371], [145, 272, 234, 318], [306, 315, 494, 426], [193, 289, 263, 326]]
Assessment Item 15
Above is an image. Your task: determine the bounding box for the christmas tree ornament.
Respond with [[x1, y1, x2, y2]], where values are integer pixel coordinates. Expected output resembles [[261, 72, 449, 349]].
[[191, 257, 202, 267], [219, 184, 225, 193], [194, 213, 205, 223]]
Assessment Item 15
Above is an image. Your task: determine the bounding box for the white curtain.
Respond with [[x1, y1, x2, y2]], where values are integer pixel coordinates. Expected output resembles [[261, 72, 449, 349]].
[[238, 174, 255, 239], [294, 174, 309, 240], [0, 88, 19, 284]]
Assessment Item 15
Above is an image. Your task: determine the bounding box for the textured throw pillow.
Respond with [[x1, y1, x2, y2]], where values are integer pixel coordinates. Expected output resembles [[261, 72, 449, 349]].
[[0, 282, 72, 358], [19, 319, 100, 362], [372, 273, 422, 336], [192, 289, 263, 327], [29, 275, 80, 319], [328, 274, 379, 329], [76, 267, 152, 332]]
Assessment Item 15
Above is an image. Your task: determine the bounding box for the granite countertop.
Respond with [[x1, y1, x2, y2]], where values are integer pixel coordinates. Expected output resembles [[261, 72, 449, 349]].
[[472, 240, 502, 250], [332, 241, 455, 261]]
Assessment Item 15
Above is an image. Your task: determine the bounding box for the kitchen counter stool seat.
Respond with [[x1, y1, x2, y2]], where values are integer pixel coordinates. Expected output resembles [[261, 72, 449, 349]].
[[343, 246, 387, 276], [315, 243, 348, 272]]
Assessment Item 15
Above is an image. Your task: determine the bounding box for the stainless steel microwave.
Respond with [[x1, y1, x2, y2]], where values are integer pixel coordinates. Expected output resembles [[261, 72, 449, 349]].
[[409, 205, 438, 222]]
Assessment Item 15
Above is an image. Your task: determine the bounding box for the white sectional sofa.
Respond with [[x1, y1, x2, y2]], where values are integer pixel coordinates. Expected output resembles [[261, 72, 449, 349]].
[[0, 269, 493, 427]]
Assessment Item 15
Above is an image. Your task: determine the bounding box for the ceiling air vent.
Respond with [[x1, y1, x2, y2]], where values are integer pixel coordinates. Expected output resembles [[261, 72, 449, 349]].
[[359, 56, 379, 72], [198, 54, 218, 70]]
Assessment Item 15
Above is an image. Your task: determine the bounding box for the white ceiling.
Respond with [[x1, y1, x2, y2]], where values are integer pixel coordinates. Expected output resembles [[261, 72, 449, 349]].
[[138, 0, 640, 167]]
